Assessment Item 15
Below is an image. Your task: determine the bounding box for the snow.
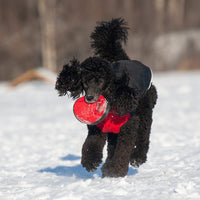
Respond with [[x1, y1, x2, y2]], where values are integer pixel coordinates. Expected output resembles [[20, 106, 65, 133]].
[[0, 71, 200, 200]]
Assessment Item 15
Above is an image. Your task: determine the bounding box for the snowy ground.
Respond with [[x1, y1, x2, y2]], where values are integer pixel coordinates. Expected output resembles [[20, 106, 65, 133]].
[[0, 71, 200, 200]]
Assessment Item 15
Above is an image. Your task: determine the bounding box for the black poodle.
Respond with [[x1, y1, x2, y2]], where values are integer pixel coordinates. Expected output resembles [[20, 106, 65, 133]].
[[55, 18, 157, 177]]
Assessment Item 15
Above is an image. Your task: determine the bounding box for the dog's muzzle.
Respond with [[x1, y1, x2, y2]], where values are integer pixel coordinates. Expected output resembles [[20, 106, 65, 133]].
[[85, 95, 99, 103]]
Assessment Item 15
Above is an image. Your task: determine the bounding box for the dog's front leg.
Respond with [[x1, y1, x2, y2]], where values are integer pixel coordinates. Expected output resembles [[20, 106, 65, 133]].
[[81, 125, 107, 172], [101, 116, 139, 177]]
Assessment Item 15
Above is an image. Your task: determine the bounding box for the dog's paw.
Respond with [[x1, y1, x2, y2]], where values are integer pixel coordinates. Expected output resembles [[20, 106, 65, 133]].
[[130, 157, 146, 168], [81, 153, 102, 172], [101, 161, 128, 178], [82, 160, 102, 172]]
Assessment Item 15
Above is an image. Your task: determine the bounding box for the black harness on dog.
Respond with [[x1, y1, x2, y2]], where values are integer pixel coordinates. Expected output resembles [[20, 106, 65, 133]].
[[96, 60, 152, 134], [112, 60, 152, 97]]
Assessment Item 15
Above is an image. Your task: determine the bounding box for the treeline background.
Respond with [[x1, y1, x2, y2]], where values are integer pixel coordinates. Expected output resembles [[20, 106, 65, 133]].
[[0, 0, 200, 81]]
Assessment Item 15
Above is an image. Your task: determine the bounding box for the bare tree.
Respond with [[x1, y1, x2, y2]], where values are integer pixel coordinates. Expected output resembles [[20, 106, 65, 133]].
[[38, 0, 57, 71]]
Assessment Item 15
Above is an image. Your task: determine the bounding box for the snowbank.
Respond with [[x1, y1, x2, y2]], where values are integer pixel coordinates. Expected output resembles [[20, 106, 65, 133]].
[[0, 72, 200, 200]]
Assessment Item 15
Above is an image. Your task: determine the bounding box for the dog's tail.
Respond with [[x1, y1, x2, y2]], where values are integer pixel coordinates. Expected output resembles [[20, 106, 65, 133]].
[[91, 18, 130, 62]]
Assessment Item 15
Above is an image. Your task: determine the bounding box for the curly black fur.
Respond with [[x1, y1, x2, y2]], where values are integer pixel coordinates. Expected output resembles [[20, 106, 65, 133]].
[[55, 18, 158, 177], [55, 58, 83, 99], [91, 18, 129, 62]]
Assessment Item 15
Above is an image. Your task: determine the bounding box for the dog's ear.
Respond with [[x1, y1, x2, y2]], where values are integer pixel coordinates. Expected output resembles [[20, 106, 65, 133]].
[[55, 58, 83, 99], [112, 60, 152, 97]]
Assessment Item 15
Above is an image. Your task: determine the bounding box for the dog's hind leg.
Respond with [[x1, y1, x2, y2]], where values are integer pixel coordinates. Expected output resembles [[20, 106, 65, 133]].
[[130, 109, 153, 167], [81, 125, 107, 172], [130, 85, 157, 167]]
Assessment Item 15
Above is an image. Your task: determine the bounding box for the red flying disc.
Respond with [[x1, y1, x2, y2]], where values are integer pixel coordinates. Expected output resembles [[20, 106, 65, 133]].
[[73, 95, 110, 125]]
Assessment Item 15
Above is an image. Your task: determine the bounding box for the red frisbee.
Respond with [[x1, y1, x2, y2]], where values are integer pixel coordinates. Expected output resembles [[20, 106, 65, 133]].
[[73, 95, 110, 125]]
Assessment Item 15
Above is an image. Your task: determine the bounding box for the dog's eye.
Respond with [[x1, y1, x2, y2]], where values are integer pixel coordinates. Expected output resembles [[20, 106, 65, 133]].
[[98, 78, 104, 86], [83, 82, 88, 89], [82, 80, 88, 88]]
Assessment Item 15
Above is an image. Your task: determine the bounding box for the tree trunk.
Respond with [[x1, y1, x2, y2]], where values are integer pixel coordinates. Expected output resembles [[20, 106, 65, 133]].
[[38, 0, 56, 72]]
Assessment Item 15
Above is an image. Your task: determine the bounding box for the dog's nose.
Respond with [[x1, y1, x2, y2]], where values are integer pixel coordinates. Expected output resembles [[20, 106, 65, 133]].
[[86, 95, 94, 102]]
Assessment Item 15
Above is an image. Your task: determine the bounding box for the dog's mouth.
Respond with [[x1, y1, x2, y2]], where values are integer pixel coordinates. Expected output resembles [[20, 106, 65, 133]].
[[84, 95, 99, 104]]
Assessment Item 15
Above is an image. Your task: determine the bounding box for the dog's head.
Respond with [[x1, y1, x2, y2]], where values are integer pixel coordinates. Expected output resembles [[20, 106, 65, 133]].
[[55, 57, 114, 103], [80, 57, 114, 103]]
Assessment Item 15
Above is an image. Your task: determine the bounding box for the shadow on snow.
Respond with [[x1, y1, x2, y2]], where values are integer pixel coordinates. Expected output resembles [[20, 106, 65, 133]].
[[38, 154, 138, 179]]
